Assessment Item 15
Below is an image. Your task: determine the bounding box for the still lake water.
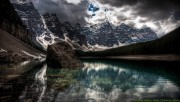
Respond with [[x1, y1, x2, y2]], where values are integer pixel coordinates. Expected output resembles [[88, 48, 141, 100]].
[[0, 59, 180, 102]]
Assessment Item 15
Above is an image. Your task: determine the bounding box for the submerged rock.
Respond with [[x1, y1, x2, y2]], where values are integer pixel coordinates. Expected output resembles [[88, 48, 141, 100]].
[[46, 41, 84, 68]]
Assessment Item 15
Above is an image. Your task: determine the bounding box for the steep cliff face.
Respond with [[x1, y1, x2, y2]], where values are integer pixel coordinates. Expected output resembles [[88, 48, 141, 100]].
[[12, 2, 88, 50], [12, 2, 57, 49], [0, 0, 32, 45], [0, 0, 44, 63]]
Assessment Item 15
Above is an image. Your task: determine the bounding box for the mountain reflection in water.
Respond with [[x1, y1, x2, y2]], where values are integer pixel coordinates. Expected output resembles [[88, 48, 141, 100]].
[[0, 59, 180, 102], [18, 64, 47, 102]]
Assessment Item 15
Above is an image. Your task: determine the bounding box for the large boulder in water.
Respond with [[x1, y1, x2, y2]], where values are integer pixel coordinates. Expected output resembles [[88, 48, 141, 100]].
[[46, 41, 84, 68]]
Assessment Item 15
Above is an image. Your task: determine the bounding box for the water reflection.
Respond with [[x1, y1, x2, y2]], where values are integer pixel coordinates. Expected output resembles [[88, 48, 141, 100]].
[[44, 59, 180, 102], [79, 61, 180, 102], [34, 64, 47, 102], [0, 60, 41, 85], [0, 60, 46, 102], [0, 59, 180, 102], [18, 64, 47, 102]]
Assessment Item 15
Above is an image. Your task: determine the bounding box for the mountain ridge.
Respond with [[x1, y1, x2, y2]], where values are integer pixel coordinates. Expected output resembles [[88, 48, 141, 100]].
[[81, 21, 158, 49], [75, 27, 180, 57], [12, 1, 158, 51]]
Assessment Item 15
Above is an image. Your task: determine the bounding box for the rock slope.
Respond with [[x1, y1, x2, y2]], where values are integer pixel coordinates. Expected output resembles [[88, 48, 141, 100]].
[[0, 0, 44, 63], [0, 0, 32, 45], [0, 28, 44, 63]]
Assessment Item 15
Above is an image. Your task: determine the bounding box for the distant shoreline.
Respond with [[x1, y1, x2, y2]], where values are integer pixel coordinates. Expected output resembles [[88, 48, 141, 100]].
[[80, 54, 180, 61]]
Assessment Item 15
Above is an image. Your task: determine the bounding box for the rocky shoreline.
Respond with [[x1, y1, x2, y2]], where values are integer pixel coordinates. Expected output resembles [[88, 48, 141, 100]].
[[0, 51, 29, 64]]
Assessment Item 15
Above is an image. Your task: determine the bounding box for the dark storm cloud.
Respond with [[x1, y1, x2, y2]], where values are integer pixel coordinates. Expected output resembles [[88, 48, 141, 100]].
[[98, 0, 138, 7], [174, 10, 180, 20], [10, 0, 180, 36], [99, 0, 180, 21], [10, 0, 17, 3], [34, 0, 90, 26]]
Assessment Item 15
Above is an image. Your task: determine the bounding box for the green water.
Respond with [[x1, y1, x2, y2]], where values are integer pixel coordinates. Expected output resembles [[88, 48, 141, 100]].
[[0, 59, 180, 102]]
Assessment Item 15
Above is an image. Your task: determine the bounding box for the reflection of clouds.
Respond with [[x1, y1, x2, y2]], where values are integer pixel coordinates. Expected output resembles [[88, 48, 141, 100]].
[[85, 87, 138, 102], [126, 78, 180, 99], [52, 79, 180, 102], [81, 61, 180, 101], [82, 62, 158, 91], [84, 78, 180, 102], [83, 62, 127, 74], [85, 88, 108, 102], [43, 61, 180, 102], [145, 78, 180, 98]]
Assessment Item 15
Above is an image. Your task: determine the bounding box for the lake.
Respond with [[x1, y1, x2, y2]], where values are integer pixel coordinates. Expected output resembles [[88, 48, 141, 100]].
[[0, 59, 180, 102]]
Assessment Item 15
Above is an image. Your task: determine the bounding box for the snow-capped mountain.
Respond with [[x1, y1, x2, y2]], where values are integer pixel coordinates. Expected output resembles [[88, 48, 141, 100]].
[[12, 2, 158, 51], [42, 13, 87, 47], [81, 22, 119, 48], [115, 23, 158, 43], [12, 2, 59, 50], [42, 13, 64, 39], [12, 2, 87, 50], [81, 22, 158, 49]]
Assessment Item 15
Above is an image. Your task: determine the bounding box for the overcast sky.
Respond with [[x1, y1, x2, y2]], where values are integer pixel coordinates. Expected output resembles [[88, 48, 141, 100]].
[[11, 0, 180, 37]]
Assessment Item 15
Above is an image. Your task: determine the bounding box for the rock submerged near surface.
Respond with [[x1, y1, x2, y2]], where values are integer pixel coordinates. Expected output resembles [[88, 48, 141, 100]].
[[46, 41, 84, 68]]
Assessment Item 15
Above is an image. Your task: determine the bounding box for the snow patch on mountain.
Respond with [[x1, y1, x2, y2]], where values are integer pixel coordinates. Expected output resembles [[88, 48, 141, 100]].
[[87, 43, 125, 51], [21, 50, 43, 60], [35, 16, 61, 49], [12, 2, 158, 51], [41, 16, 48, 29], [0, 48, 7, 52], [12, 2, 62, 50], [82, 22, 158, 50], [36, 32, 59, 50]]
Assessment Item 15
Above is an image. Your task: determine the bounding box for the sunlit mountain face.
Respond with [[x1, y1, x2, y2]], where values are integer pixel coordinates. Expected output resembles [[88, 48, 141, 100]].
[[11, 0, 180, 37]]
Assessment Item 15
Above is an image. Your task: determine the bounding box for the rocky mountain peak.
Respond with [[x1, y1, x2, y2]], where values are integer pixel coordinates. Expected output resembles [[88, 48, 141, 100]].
[[11, 1, 158, 51], [75, 23, 81, 31], [62, 22, 73, 28], [117, 23, 133, 30]]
